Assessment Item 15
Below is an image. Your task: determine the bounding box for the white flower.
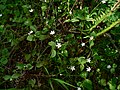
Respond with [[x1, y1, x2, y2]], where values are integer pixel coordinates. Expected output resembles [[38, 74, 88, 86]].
[[86, 67, 91, 72], [50, 30, 55, 35], [87, 58, 91, 63], [69, 11, 72, 14], [60, 74, 63, 76], [107, 65, 111, 69], [28, 30, 33, 35], [81, 42, 85, 47], [90, 36, 94, 40], [77, 87, 81, 90], [29, 9, 34, 12], [56, 43, 62, 48], [69, 66, 75, 71], [45, 0, 46, 2], [0, 14, 2, 17], [101, 0, 106, 4]]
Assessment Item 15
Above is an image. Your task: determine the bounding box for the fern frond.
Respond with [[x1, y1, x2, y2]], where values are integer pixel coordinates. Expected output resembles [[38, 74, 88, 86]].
[[96, 19, 120, 36], [89, 10, 112, 32]]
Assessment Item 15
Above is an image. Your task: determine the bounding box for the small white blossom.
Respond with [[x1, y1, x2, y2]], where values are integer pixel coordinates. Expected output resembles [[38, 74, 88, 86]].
[[50, 30, 55, 35], [56, 43, 62, 48], [86, 67, 91, 72], [69, 66, 75, 71], [90, 36, 94, 40], [81, 42, 85, 47], [0, 14, 2, 17], [77, 87, 81, 90], [29, 9, 34, 12], [107, 65, 111, 69], [28, 30, 33, 35], [60, 74, 63, 76], [87, 58, 91, 63], [69, 11, 72, 15], [45, 0, 46, 2], [101, 0, 106, 4]]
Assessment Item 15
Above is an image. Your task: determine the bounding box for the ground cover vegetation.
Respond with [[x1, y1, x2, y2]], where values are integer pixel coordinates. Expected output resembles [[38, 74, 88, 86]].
[[0, 0, 120, 90]]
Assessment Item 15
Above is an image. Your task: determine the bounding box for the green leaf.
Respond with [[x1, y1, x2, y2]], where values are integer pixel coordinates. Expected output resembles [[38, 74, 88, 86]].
[[49, 79, 54, 90], [3, 75, 11, 80], [53, 78, 76, 88], [80, 64, 84, 71], [117, 84, 120, 90], [12, 73, 21, 79], [82, 79, 93, 90], [38, 35, 47, 41], [78, 57, 86, 65], [0, 58, 8, 65], [48, 41, 56, 49], [64, 19, 71, 23], [25, 54, 31, 61], [63, 50, 68, 57], [29, 79, 36, 87], [16, 63, 25, 70], [27, 35, 34, 41], [80, 72, 88, 79], [71, 18, 79, 22], [26, 64, 33, 70], [51, 49, 56, 58], [30, 25, 36, 32], [36, 61, 45, 68], [89, 40, 94, 48], [99, 79, 106, 86]]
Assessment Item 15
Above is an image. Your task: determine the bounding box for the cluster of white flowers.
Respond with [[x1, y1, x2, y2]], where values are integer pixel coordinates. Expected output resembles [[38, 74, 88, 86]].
[[81, 42, 85, 47], [0, 14, 2, 17], [86, 67, 91, 72], [29, 9, 34, 12], [28, 30, 33, 35], [50, 30, 55, 35]]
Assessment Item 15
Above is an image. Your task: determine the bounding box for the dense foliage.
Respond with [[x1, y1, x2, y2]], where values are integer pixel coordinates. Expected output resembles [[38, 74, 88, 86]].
[[0, 0, 120, 90]]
